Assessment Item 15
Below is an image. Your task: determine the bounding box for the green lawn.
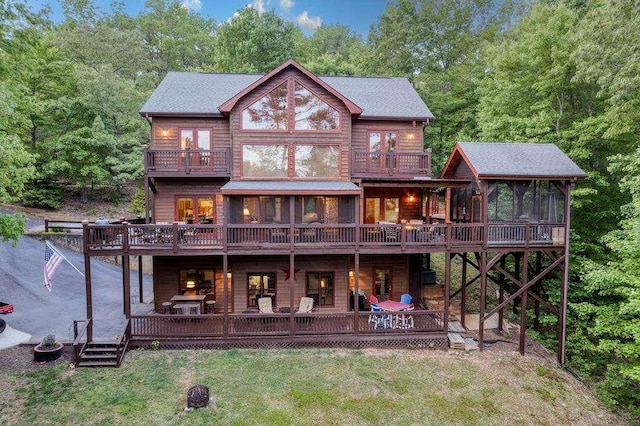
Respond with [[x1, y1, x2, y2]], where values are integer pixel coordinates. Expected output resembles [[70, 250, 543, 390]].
[[1, 348, 624, 425]]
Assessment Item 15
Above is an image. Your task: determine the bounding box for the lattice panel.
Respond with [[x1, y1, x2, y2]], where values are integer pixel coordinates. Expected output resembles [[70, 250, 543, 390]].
[[131, 336, 447, 351]]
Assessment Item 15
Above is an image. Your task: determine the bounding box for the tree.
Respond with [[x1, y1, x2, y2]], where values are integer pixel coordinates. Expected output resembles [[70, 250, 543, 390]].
[[296, 24, 366, 76], [137, 0, 217, 81], [213, 7, 300, 73]]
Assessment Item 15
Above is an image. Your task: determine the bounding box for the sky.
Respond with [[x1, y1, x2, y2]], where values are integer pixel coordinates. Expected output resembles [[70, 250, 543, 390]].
[[23, 0, 390, 37]]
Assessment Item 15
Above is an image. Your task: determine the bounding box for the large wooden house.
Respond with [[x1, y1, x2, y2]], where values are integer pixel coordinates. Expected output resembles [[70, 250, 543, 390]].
[[78, 60, 585, 367]]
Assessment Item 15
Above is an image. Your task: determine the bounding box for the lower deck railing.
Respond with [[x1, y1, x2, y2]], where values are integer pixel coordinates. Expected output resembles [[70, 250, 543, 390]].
[[129, 310, 446, 340]]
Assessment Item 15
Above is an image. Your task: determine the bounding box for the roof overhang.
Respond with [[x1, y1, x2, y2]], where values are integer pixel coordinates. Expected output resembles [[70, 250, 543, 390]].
[[221, 181, 362, 195], [217, 59, 363, 116]]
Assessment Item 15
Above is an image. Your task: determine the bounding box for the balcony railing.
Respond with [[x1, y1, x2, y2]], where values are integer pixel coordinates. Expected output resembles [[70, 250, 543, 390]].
[[84, 221, 565, 253], [352, 151, 431, 178], [144, 148, 230, 176], [128, 309, 447, 340]]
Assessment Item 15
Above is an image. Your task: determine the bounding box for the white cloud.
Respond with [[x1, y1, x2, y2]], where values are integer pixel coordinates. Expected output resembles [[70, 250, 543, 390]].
[[249, 0, 266, 14], [279, 0, 294, 9], [296, 11, 321, 32], [181, 0, 202, 11]]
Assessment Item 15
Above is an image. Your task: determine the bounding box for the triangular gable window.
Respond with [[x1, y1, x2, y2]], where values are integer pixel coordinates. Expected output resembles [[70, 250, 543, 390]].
[[294, 82, 340, 130], [241, 79, 340, 131], [242, 82, 288, 130]]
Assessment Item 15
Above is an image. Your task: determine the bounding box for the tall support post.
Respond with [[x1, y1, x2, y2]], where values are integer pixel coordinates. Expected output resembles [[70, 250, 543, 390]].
[[519, 251, 529, 355], [445, 187, 452, 223], [138, 256, 144, 303], [498, 257, 505, 331], [478, 251, 487, 351], [84, 253, 93, 342], [354, 252, 360, 335], [289, 253, 295, 335], [123, 255, 131, 317], [144, 175, 150, 223], [444, 251, 451, 336], [559, 181, 573, 366], [534, 252, 542, 331], [223, 254, 229, 337], [461, 252, 467, 329]]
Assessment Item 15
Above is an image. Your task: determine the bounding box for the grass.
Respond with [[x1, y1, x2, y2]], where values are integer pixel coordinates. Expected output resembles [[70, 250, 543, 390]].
[[1, 348, 625, 425]]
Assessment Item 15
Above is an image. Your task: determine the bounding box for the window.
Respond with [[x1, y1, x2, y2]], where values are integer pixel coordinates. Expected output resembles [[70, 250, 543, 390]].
[[369, 131, 397, 152], [242, 79, 340, 131], [180, 128, 211, 150], [306, 272, 334, 307], [243, 143, 340, 179], [296, 196, 354, 224], [242, 83, 288, 130], [247, 273, 276, 307], [373, 268, 391, 301], [176, 196, 214, 224], [294, 83, 340, 130], [365, 197, 399, 223], [179, 268, 214, 296], [294, 145, 339, 178], [242, 145, 288, 177]]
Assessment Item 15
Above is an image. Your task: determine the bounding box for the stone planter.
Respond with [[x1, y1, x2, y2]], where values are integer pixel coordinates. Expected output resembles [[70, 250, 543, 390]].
[[33, 343, 63, 363]]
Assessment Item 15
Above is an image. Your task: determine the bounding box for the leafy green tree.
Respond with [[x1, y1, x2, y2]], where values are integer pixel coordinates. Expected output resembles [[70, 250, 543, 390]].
[[137, 0, 217, 80], [213, 7, 300, 73], [296, 25, 366, 76]]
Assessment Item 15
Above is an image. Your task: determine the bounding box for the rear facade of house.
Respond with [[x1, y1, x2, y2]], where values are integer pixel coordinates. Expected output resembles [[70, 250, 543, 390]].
[[80, 59, 585, 364]]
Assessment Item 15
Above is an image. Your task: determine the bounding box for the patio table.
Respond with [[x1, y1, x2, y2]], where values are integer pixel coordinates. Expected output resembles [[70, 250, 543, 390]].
[[375, 300, 413, 328], [171, 294, 206, 313]]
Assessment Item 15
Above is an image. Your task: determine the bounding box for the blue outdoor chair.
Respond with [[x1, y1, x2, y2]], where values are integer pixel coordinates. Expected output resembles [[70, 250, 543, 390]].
[[400, 293, 412, 304]]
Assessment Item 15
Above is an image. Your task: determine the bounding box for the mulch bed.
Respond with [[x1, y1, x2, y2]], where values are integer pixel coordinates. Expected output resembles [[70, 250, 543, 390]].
[[0, 345, 74, 374]]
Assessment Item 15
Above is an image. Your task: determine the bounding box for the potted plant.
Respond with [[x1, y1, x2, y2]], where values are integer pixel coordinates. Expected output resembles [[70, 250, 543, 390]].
[[33, 334, 63, 363]]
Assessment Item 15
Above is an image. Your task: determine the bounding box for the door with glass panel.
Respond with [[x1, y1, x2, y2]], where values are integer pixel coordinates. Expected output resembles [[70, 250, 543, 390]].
[[373, 268, 392, 301]]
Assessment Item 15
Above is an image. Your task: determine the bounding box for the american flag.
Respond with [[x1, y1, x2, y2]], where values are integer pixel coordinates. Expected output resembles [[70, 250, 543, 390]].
[[43, 242, 63, 291]]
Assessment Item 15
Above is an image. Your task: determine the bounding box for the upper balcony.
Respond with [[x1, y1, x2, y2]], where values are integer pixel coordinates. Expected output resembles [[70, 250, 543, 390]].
[[352, 151, 431, 179], [143, 148, 431, 180], [144, 148, 231, 177]]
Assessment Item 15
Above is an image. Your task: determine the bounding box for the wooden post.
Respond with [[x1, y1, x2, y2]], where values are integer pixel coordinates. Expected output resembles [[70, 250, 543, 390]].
[[123, 255, 131, 318], [223, 254, 229, 337], [478, 251, 486, 351], [138, 256, 143, 303], [519, 251, 529, 356], [461, 252, 467, 329]]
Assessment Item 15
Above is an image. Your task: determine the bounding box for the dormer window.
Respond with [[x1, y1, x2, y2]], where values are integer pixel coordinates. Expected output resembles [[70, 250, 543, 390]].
[[241, 79, 340, 131]]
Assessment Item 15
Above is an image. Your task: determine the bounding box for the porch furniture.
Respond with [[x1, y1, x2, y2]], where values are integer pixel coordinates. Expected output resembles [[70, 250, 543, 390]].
[[400, 293, 412, 304], [258, 297, 275, 314], [376, 300, 413, 329], [171, 294, 206, 313], [173, 303, 200, 314], [205, 300, 216, 313], [161, 301, 173, 314], [296, 297, 314, 313], [396, 303, 415, 329], [369, 304, 391, 329]]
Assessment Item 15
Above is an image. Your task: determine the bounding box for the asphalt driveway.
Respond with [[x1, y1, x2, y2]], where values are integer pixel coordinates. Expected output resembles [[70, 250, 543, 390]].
[[0, 213, 154, 345]]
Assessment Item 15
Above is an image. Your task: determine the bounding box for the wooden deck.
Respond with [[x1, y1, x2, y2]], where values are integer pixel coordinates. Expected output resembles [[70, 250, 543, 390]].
[[124, 309, 448, 348], [84, 222, 565, 256]]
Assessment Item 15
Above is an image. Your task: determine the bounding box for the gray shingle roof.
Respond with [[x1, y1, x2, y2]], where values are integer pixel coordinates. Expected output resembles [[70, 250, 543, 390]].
[[457, 142, 586, 179], [221, 180, 361, 194], [140, 71, 433, 121]]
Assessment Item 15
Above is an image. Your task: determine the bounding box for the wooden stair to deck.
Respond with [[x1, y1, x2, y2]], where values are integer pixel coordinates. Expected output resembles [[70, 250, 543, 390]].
[[76, 341, 122, 368]]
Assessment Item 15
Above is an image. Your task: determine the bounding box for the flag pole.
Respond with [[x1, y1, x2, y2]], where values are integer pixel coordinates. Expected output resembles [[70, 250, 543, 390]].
[[46, 241, 85, 278]]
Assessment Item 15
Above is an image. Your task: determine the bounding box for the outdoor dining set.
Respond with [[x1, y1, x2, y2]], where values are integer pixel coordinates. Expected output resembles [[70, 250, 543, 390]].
[[368, 294, 415, 329]]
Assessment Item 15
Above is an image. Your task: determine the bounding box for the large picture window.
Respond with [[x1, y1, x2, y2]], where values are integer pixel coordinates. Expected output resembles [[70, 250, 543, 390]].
[[242, 145, 289, 177], [242, 83, 288, 130], [306, 272, 334, 307], [242, 78, 340, 131], [294, 145, 339, 178], [294, 83, 340, 130]]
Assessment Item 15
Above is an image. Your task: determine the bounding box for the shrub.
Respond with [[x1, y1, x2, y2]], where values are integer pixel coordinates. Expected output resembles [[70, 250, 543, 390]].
[[23, 186, 62, 210]]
